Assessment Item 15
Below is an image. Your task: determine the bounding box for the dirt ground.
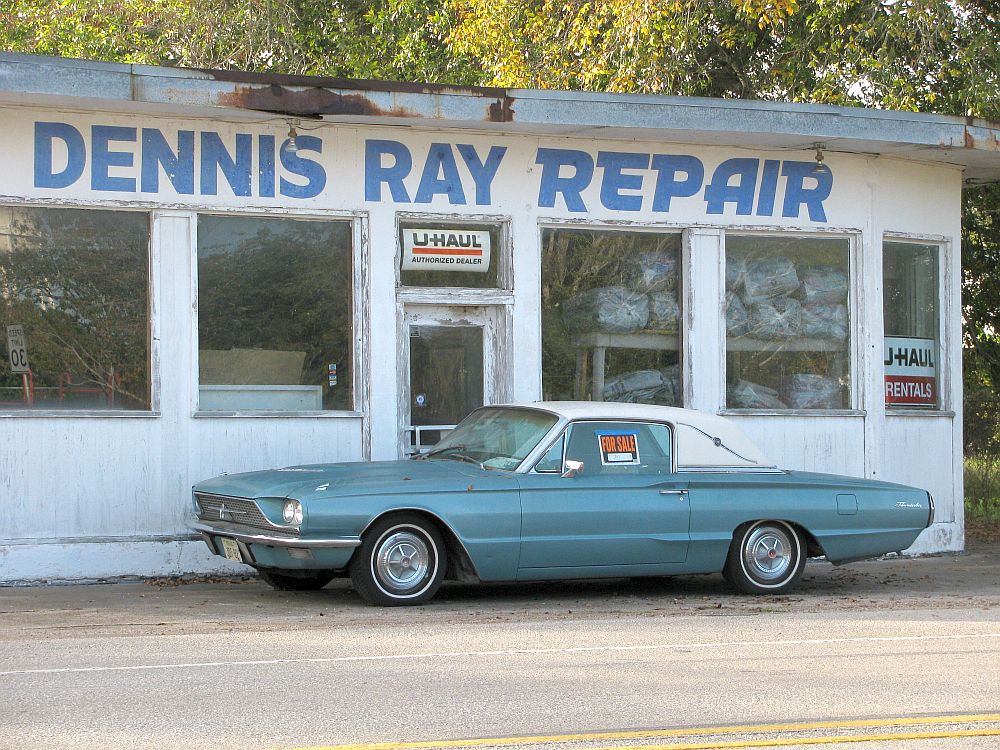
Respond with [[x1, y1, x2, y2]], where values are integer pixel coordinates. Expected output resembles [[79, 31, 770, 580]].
[[1, 539, 998, 641]]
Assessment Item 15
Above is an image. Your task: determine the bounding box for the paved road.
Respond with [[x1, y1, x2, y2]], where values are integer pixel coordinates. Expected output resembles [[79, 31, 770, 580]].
[[1, 550, 999, 750], [0, 608, 998, 749]]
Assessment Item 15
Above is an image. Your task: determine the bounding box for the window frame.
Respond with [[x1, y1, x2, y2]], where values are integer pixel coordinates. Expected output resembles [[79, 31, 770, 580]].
[[192, 208, 368, 418], [0, 202, 156, 418], [530, 417, 677, 475], [394, 212, 514, 301], [720, 229, 862, 415]]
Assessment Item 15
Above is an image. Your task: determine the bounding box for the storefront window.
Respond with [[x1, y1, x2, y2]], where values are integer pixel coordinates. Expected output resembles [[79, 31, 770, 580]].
[[197, 215, 353, 411], [725, 235, 850, 410], [399, 221, 501, 288], [883, 241, 939, 409], [0, 206, 150, 411], [541, 228, 682, 405]]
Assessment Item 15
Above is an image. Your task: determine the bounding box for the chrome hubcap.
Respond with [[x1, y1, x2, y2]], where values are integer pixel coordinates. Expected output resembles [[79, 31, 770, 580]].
[[743, 526, 792, 581], [375, 531, 430, 591]]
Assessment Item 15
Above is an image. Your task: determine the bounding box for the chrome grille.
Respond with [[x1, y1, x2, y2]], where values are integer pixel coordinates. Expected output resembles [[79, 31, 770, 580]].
[[195, 493, 295, 535]]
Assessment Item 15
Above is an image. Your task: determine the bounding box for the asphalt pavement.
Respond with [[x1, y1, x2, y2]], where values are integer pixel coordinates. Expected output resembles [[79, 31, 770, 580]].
[[0, 543, 998, 750], [1, 540, 998, 638]]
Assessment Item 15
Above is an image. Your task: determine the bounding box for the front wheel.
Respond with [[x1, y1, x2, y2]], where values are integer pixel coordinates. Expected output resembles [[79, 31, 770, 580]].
[[724, 521, 805, 594], [349, 514, 446, 606]]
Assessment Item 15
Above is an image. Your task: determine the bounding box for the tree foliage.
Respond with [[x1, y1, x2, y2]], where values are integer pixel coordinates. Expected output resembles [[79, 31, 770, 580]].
[[448, 0, 999, 115], [0, 207, 150, 409]]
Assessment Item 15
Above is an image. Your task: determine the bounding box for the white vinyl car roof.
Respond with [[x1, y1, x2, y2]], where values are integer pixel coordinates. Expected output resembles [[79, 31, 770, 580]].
[[524, 401, 777, 470]]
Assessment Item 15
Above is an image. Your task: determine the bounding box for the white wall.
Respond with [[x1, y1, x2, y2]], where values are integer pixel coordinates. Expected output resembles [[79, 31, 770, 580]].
[[0, 103, 964, 580]]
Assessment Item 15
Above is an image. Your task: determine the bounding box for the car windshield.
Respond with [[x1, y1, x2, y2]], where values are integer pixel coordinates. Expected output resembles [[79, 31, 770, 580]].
[[421, 407, 559, 470]]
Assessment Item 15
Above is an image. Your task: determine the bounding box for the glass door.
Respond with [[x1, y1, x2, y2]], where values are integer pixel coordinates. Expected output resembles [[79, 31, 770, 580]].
[[403, 306, 498, 455]]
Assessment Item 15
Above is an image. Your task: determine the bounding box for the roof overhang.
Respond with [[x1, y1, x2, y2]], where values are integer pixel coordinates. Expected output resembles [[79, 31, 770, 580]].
[[2, 52, 999, 184]]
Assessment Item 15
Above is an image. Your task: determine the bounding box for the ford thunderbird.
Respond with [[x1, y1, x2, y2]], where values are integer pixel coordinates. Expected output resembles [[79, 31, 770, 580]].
[[190, 402, 934, 605]]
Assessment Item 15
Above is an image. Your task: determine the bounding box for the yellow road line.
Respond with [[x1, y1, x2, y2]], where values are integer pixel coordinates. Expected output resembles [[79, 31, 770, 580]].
[[600, 728, 1000, 749], [282, 714, 1000, 750]]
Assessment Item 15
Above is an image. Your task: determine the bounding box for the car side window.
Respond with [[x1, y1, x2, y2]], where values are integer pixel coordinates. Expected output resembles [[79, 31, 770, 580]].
[[564, 421, 673, 476], [533, 433, 565, 473]]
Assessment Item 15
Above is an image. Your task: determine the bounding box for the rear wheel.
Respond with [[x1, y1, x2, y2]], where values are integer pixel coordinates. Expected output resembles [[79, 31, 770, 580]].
[[257, 569, 337, 591], [349, 514, 446, 606], [724, 521, 805, 594]]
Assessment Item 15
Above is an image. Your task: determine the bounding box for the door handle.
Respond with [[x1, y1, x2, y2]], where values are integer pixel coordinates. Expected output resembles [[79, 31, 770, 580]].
[[659, 489, 688, 496]]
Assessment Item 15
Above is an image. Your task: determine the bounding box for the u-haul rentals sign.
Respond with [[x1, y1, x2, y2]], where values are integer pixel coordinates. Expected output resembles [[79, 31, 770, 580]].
[[402, 229, 491, 273], [884, 336, 937, 407]]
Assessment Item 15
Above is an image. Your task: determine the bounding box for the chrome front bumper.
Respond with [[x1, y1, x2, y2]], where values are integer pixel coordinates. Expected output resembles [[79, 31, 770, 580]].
[[190, 522, 362, 549]]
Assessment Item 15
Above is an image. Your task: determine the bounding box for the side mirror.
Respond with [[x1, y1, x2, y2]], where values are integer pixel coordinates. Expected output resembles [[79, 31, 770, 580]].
[[562, 460, 584, 478]]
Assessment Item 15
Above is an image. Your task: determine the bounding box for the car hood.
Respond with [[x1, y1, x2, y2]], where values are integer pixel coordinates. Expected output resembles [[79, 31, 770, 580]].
[[193, 458, 506, 500]]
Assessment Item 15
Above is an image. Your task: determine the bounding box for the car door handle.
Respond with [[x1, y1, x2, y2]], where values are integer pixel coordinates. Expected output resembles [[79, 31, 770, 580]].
[[659, 489, 688, 496]]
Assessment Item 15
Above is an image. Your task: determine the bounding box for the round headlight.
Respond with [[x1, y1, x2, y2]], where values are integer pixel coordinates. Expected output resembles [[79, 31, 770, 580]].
[[282, 500, 303, 525]]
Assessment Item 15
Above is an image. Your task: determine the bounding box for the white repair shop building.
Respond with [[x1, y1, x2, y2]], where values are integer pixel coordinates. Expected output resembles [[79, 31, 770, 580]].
[[2, 52, 999, 582]]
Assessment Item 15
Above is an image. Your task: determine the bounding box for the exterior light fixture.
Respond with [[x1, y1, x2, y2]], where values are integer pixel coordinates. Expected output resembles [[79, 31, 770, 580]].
[[286, 121, 299, 153], [813, 142, 827, 172]]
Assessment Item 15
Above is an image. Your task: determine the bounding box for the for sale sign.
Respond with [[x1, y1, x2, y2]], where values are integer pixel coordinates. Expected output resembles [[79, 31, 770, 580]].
[[401, 229, 491, 273], [884, 336, 936, 406], [596, 430, 641, 466], [6, 324, 29, 373]]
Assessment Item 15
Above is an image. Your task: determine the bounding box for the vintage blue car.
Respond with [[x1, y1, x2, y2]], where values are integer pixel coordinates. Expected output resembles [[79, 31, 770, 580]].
[[190, 402, 934, 605]]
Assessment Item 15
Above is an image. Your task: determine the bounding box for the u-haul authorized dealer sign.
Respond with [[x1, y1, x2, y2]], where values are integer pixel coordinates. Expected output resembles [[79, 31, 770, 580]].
[[402, 229, 491, 273], [884, 336, 936, 406]]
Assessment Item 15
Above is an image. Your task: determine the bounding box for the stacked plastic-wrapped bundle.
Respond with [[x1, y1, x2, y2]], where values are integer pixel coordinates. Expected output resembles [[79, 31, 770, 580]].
[[630, 252, 678, 294], [562, 286, 649, 333], [749, 297, 803, 338], [648, 293, 680, 332], [740, 256, 802, 340], [800, 266, 849, 340], [563, 251, 682, 336], [725, 292, 749, 337], [727, 256, 849, 342], [631, 252, 680, 332], [727, 380, 787, 409], [725, 252, 849, 409], [603, 365, 680, 405], [743, 256, 800, 301], [785, 373, 842, 409], [802, 303, 848, 340]]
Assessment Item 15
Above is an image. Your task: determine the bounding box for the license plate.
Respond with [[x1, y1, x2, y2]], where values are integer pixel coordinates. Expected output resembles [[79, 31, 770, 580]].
[[220, 537, 243, 562]]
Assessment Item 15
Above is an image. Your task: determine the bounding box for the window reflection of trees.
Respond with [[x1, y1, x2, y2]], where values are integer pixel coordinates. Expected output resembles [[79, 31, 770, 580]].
[[0, 206, 150, 409], [197, 216, 353, 410]]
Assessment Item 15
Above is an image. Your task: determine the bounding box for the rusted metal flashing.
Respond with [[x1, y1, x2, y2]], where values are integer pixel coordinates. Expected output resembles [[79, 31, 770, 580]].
[[964, 124, 1000, 151], [213, 83, 515, 122], [215, 84, 421, 119], [197, 65, 517, 121], [487, 97, 516, 122], [196, 65, 507, 97]]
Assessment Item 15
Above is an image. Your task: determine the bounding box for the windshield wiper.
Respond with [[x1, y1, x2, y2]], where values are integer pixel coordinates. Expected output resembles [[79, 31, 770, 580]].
[[447, 453, 485, 469], [419, 445, 484, 469], [419, 445, 466, 459]]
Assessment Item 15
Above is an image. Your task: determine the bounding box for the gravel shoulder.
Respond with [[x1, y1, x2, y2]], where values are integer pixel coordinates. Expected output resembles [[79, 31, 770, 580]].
[[1, 541, 997, 641]]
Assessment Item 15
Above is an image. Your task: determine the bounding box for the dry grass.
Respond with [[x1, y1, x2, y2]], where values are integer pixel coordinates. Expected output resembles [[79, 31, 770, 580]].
[[965, 455, 1000, 544]]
